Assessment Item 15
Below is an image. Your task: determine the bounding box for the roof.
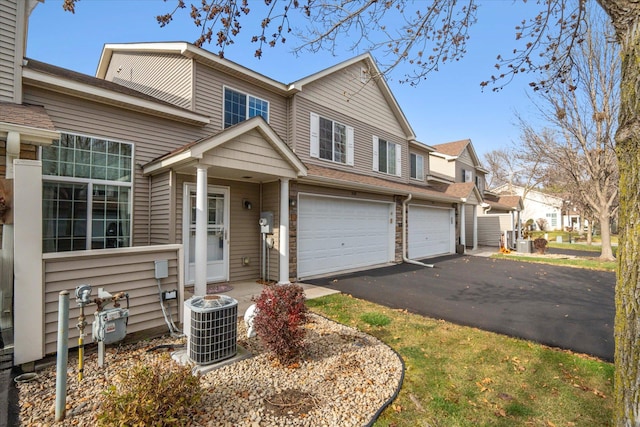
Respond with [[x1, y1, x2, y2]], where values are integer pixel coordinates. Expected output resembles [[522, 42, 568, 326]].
[[432, 139, 471, 157], [0, 102, 56, 131], [0, 102, 60, 145], [483, 193, 523, 211], [22, 59, 210, 125], [302, 164, 462, 203]]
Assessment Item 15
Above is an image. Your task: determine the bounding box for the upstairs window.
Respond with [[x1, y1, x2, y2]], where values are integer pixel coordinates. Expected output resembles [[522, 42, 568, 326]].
[[462, 169, 473, 182], [309, 112, 354, 165], [224, 87, 269, 128], [41, 133, 133, 252], [410, 153, 424, 180], [373, 136, 401, 177]]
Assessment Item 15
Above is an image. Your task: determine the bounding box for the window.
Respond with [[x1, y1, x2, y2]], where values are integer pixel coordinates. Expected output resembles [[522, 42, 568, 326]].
[[224, 87, 269, 128], [373, 137, 401, 176], [410, 153, 424, 180], [475, 175, 484, 193], [546, 212, 558, 227], [462, 169, 472, 182], [41, 133, 133, 252], [309, 113, 354, 165]]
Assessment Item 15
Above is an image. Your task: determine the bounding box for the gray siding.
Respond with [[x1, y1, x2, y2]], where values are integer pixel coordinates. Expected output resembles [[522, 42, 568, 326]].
[[175, 174, 262, 282], [193, 62, 288, 139], [104, 52, 194, 110], [294, 96, 410, 182], [465, 204, 475, 245], [0, 0, 20, 102], [150, 171, 172, 244], [43, 245, 182, 355], [23, 86, 209, 247], [298, 61, 405, 138], [478, 214, 512, 247], [261, 181, 280, 282]]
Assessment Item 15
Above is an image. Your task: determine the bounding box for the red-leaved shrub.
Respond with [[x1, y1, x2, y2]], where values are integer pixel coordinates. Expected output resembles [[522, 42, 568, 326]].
[[253, 283, 308, 364]]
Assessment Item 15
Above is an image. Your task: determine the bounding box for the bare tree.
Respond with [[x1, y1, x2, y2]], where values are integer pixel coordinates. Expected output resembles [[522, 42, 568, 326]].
[[61, 0, 640, 424]]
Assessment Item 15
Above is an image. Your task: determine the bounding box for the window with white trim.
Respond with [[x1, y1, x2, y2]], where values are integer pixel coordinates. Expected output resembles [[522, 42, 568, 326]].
[[309, 112, 354, 165], [373, 136, 401, 177], [462, 169, 473, 182], [41, 133, 133, 252], [410, 153, 424, 180], [224, 87, 269, 128], [546, 212, 558, 227]]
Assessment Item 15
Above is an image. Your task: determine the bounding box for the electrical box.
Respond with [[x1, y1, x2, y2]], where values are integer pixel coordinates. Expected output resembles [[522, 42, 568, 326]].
[[155, 260, 169, 279], [259, 211, 273, 234], [93, 307, 129, 345]]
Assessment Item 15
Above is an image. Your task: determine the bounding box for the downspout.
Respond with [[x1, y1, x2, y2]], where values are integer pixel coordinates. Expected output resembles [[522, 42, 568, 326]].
[[402, 194, 434, 268], [482, 203, 491, 214]]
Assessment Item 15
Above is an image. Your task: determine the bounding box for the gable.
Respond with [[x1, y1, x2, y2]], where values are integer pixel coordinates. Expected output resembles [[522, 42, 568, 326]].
[[103, 51, 193, 110], [296, 61, 407, 139]]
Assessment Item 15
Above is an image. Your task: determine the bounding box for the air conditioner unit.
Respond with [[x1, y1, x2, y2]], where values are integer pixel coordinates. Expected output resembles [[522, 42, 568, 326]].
[[184, 295, 237, 365]]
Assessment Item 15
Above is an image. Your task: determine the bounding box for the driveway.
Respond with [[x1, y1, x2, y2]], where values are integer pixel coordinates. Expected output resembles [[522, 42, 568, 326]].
[[306, 254, 615, 362]]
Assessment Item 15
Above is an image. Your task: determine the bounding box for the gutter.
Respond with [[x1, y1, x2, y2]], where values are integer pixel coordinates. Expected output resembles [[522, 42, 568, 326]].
[[402, 194, 434, 268], [482, 202, 491, 214]]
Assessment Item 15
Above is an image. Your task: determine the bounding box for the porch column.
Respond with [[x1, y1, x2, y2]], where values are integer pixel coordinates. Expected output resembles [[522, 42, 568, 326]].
[[510, 210, 516, 247], [194, 164, 208, 296], [278, 178, 290, 285], [472, 206, 478, 250], [459, 202, 466, 247]]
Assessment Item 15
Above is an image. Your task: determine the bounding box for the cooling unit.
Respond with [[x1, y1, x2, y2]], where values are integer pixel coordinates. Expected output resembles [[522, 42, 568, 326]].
[[184, 295, 238, 365]]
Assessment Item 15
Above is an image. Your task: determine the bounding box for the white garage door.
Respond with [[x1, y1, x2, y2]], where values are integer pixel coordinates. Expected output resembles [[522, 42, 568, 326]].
[[408, 206, 454, 259], [297, 195, 394, 278]]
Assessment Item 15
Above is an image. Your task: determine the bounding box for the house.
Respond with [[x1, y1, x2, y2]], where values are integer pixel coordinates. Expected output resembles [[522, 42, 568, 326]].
[[1, 0, 493, 366], [493, 184, 565, 231]]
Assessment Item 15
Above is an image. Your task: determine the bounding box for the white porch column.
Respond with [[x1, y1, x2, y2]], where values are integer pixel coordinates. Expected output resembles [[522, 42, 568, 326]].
[[278, 178, 290, 285], [194, 164, 208, 296], [459, 202, 466, 248], [510, 210, 516, 247], [472, 206, 478, 250], [14, 159, 44, 365]]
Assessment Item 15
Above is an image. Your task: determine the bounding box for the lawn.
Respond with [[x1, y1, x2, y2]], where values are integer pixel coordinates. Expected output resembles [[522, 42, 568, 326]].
[[307, 294, 614, 427]]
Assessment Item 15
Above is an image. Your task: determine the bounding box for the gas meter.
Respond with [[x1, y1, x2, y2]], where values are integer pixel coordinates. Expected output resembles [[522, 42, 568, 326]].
[[92, 289, 129, 345]]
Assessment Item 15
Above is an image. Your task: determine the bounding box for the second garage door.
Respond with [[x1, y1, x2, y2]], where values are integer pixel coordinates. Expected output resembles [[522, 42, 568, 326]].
[[297, 195, 394, 278], [408, 205, 455, 259]]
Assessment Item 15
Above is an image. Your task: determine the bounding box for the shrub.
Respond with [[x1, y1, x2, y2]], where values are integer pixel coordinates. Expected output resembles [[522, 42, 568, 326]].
[[98, 355, 201, 426], [253, 283, 308, 364], [533, 237, 548, 254]]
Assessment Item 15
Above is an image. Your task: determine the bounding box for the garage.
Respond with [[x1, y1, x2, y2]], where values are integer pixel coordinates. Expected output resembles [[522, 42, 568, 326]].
[[408, 205, 455, 259], [297, 194, 395, 278]]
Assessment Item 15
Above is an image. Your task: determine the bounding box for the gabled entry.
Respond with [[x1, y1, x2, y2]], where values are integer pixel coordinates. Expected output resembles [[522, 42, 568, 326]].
[[183, 184, 230, 284]]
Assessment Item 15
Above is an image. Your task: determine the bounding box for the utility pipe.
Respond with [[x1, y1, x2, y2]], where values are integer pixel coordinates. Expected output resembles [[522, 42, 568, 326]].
[[55, 291, 70, 422], [402, 194, 434, 268]]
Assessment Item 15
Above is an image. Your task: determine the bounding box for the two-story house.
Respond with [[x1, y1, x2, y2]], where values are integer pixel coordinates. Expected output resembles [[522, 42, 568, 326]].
[[428, 139, 523, 249], [1, 0, 479, 366]]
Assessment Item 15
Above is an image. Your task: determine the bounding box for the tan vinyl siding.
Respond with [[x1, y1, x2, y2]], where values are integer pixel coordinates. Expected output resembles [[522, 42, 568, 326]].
[[150, 171, 172, 244], [465, 204, 474, 245], [193, 62, 288, 138], [23, 86, 209, 247], [261, 181, 280, 281], [294, 96, 409, 182], [201, 129, 294, 177], [175, 174, 262, 282], [43, 245, 182, 355], [104, 52, 193, 110], [0, 0, 19, 102], [429, 155, 453, 178], [478, 214, 512, 247], [297, 62, 405, 138], [459, 147, 473, 165]]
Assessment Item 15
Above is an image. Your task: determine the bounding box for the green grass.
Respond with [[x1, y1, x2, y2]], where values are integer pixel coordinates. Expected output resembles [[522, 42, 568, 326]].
[[307, 294, 614, 426], [491, 253, 617, 272], [360, 311, 392, 327]]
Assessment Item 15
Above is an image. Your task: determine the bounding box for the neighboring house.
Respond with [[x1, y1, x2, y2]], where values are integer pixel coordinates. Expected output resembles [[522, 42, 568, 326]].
[[493, 184, 565, 231], [428, 139, 490, 250], [478, 192, 524, 248], [1, 0, 480, 366]]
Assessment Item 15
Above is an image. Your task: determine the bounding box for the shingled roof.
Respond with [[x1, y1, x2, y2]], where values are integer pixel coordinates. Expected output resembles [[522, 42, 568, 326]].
[[0, 102, 56, 131]]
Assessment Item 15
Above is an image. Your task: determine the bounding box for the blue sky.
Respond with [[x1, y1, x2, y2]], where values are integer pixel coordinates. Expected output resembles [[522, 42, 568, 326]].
[[26, 1, 544, 158]]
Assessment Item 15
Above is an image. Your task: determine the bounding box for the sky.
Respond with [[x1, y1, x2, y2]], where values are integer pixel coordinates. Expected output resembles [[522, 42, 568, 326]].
[[26, 0, 546, 159]]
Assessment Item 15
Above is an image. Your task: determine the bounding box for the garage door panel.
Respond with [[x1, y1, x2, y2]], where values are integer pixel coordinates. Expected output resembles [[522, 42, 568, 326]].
[[298, 195, 393, 278], [408, 206, 454, 259]]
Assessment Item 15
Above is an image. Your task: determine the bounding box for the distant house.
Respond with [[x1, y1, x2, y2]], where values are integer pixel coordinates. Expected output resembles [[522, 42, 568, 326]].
[[492, 184, 565, 231]]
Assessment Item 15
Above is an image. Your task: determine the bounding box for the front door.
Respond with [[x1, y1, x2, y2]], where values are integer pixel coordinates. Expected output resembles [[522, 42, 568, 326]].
[[184, 184, 229, 284]]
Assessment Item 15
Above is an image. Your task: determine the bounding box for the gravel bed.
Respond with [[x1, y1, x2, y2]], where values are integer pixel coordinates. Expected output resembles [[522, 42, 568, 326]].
[[16, 313, 403, 426]]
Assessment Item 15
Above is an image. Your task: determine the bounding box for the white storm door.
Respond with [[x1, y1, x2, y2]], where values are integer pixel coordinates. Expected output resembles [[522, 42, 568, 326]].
[[184, 184, 229, 284]]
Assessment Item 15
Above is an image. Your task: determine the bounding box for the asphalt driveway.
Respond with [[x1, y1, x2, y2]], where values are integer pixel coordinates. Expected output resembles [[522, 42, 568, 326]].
[[306, 254, 615, 362]]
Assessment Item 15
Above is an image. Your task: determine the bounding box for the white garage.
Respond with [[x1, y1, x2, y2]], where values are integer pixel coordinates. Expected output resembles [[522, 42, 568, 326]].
[[297, 194, 395, 278], [408, 205, 455, 259]]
